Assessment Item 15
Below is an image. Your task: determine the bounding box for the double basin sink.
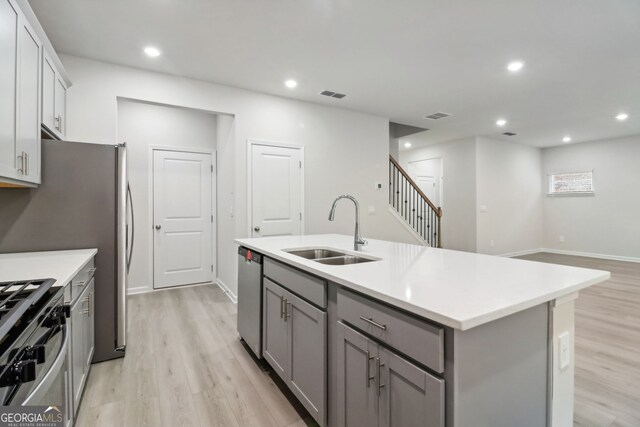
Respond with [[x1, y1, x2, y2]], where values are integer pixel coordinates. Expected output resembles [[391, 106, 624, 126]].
[[285, 248, 379, 265]]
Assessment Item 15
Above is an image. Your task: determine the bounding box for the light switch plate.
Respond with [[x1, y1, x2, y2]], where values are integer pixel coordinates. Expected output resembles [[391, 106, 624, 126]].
[[559, 332, 570, 370]]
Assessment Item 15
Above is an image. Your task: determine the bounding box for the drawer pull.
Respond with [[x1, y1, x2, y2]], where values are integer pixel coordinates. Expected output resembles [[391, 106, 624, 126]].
[[87, 268, 97, 274], [74, 281, 86, 287], [360, 316, 387, 331]]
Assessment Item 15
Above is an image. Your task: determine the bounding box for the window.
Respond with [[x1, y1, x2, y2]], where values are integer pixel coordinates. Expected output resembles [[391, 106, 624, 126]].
[[548, 171, 594, 195]]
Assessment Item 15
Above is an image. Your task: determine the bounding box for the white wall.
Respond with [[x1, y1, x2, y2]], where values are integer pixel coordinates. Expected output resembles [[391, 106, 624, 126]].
[[476, 137, 543, 255], [116, 99, 218, 293], [542, 135, 640, 260], [61, 55, 416, 297], [400, 138, 477, 252]]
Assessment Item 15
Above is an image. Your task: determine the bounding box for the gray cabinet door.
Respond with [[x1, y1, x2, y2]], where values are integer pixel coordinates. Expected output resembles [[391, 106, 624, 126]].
[[286, 291, 327, 426], [263, 278, 288, 380], [70, 294, 85, 415], [378, 347, 445, 427], [84, 280, 95, 369], [336, 322, 379, 427]]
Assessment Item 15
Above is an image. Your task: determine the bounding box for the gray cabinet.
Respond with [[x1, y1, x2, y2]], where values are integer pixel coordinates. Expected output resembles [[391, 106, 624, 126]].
[[337, 322, 444, 427], [263, 278, 288, 378], [262, 276, 327, 426], [378, 347, 444, 427], [336, 321, 378, 427], [70, 286, 85, 414], [286, 290, 326, 425], [70, 277, 95, 416]]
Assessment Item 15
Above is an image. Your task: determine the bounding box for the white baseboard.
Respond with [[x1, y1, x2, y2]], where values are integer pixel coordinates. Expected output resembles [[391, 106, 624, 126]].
[[498, 248, 544, 258], [127, 286, 151, 296], [127, 282, 216, 296], [540, 248, 640, 264], [387, 206, 428, 246], [216, 278, 238, 304]]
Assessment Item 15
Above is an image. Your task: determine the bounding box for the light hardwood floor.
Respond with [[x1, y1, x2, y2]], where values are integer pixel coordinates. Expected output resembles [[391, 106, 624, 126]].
[[519, 253, 640, 427], [76, 285, 316, 427], [78, 253, 640, 427]]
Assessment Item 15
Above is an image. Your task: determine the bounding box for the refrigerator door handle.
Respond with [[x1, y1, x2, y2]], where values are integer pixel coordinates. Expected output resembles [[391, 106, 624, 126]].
[[116, 144, 127, 352], [126, 183, 134, 272]]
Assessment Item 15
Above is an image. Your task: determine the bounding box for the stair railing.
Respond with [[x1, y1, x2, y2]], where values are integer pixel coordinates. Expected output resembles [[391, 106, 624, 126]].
[[389, 155, 442, 248]]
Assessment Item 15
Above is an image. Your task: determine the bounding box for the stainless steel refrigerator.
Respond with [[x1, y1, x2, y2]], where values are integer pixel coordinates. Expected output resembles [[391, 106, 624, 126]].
[[0, 139, 132, 362]]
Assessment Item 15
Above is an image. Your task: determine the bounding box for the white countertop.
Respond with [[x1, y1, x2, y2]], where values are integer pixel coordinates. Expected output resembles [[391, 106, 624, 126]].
[[235, 234, 610, 330], [0, 249, 98, 289]]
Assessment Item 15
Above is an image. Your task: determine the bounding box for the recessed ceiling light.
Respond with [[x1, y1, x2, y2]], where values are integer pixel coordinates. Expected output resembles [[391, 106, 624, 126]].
[[616, 113, 629, 121], [143, 46, 161, 57], [404, 142, 412, 148], [284, 79, 298, 89], [496, 119, 507, 127], [507, 61, 524, 72], [562, 136, 572, 143]]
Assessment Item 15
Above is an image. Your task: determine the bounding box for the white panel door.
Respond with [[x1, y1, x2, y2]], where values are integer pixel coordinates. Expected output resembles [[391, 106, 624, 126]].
[[153, 150, 212, 289], [408, 158, 443, 207], [251, 144, 302, 237]]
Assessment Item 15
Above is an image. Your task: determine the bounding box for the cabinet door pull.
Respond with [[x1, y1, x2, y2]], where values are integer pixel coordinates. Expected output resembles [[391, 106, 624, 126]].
[[280, 295, 285, 319], [365, 350, 375, 388], [359, 316, 387, 331], [284, 299, 291, 321], [376, 357, 385, 396], [17, 153, 24, 174], [25, 153, 28, 175]]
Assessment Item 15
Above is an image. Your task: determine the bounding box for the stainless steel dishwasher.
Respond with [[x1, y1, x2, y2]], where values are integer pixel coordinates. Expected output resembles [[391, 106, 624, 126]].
[[237, 246, 264, 358]]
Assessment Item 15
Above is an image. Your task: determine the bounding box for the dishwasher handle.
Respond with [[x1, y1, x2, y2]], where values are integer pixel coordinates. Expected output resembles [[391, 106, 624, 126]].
[[238, 246, 263, 264]]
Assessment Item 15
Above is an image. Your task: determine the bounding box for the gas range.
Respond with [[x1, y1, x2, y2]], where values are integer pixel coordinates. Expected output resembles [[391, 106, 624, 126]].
[[0, 279, 68, 410]]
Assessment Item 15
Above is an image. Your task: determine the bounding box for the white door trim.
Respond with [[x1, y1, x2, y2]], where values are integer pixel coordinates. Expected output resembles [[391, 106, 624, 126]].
[[148, 145, 217, 290], [246, 139, 305, 237]]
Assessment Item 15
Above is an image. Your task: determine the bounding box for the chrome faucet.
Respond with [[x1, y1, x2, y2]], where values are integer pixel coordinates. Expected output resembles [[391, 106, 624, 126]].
[[328, 195, 368, 251]]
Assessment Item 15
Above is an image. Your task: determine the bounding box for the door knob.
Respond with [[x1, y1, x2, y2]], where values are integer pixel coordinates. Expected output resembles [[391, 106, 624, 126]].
[[254, 226, 260, 232], [155, 225, 161, 230]]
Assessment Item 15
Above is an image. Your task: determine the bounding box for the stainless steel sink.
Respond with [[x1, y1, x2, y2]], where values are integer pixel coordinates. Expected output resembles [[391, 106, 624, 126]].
[[285, 248, 347, 260], [285, 247, 380, 266], [314, 255, 377, 265]]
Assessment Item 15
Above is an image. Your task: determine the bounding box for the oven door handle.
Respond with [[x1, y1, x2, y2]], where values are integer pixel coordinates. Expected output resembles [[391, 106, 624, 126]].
[[22, 324, 68, 406]]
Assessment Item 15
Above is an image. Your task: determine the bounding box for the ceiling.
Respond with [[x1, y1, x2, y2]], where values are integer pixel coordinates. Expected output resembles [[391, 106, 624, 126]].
[[29, 0, 640, 148]]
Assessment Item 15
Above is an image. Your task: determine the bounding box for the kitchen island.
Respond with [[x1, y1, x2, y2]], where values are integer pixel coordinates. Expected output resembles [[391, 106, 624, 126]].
[[235, 234, 610, 427]]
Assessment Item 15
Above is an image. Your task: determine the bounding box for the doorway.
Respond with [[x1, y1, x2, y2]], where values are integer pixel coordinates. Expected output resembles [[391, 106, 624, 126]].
[[248, 141, 304, 238], [408, 157, 443, 208], [152, 149, 214, 289]]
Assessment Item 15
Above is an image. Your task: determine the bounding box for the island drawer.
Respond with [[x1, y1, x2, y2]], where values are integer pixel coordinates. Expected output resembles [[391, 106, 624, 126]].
[[337, 287, 444, 374], [264, 258, 327, 308], [70, 257, 96, 302]]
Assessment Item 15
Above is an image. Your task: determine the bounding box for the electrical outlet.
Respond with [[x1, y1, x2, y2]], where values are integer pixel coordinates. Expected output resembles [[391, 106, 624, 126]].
[[559, 235, 565, 243], [490, 240, 495, 247], [559, 332, 571, 370], [368, 205, 376, 215]]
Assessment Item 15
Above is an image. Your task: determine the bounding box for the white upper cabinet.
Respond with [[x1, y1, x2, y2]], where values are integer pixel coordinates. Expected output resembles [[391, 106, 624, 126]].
[[0, 0, 19, 182], [0, 0, 70, 187], [17, 17, 42, 183], [42, 50, 67, 139]]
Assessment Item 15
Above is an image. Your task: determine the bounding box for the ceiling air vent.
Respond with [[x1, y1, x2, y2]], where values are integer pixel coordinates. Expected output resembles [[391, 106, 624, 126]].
[[424, 112, 451, 120], [502, 132, 517, 136], [320, 90, 347, 99]]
